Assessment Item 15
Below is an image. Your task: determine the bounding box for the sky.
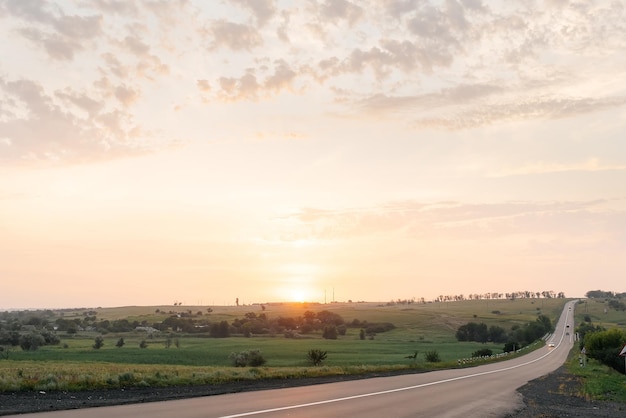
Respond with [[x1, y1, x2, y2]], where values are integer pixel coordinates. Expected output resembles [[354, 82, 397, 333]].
[[1, 0, 625, 309]]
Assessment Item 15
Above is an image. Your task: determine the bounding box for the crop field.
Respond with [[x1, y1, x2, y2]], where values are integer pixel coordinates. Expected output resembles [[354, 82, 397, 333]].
[[573, 298, 626, 328], [0, 298, 568, 392]]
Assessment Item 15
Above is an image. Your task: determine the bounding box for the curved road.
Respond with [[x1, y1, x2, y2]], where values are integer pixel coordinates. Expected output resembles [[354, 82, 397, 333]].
[[10, 301, 576, 418]]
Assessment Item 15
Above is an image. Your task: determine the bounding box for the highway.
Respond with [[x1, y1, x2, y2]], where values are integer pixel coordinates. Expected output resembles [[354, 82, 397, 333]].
[[10, 301, 576, 418]]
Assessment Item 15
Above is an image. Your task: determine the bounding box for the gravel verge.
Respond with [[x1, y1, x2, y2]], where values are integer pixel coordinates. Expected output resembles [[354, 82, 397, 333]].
[[506, 366, 625, 417]]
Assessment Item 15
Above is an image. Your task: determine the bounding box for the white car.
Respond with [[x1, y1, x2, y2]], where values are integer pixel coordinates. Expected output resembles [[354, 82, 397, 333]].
[[548, 342, 555, 347]]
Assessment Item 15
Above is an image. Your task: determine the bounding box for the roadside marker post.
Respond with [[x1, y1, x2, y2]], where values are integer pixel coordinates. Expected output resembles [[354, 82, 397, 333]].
[[619, 344, 626, 374]]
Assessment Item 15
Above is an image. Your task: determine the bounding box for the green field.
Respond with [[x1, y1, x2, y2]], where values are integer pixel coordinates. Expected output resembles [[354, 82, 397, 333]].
[[0, 298, 569, 392]]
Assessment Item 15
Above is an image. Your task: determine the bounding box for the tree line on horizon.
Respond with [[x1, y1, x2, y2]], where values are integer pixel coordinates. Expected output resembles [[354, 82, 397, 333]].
[[386, 290, 565, 306]]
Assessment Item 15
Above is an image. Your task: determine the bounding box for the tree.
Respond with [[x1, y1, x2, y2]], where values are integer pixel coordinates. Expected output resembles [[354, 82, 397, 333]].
[[322, 325, 338, 340], [139, 340, 148, 349], [19, 333, 46, 351], [455, 322, 488, 343], [503, 341, 519, 352], [116, 337, 125, 348], [488, 325, 508, 343], [210, 320, 231, 338], [307, 349, 327, 366], [93, 336, 104, 349]]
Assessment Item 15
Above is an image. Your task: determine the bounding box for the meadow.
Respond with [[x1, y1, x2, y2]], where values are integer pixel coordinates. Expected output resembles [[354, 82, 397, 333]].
[[0, 298, 568, 392]]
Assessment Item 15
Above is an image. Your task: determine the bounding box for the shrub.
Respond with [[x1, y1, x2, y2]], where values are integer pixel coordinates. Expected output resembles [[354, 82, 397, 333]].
[[425, 350, 441, 363], [92, 336, 104, 349], [19, 333, 46, 351], [307, 349, 327, 366], [584, 328, 626, 374], [363, 322, 396, 334], [139, 340, 148, 349], [116, 337, 125, 348], [322, 325, 338, 340], [472, 348, 493, 357], [503, 341, 519, 352], [229, 349, 266, 367]]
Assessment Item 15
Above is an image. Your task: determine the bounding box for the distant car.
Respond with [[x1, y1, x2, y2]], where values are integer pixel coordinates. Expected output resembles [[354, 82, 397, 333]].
[[548, 342, 555, 347]]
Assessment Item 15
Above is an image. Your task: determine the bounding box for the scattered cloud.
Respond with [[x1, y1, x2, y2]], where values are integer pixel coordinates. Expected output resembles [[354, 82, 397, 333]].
[[275, 199, 618, 242], [209, 20, 263, 51], [0, 0, 625, 164], [229, 0, 277, 26], [489, 158, 626, 178]]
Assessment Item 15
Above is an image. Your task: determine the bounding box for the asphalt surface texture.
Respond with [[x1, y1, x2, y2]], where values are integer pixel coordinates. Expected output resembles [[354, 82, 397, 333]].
[[1, 366, 624, 417]]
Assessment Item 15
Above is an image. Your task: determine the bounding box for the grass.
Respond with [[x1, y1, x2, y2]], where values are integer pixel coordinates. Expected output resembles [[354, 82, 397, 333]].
[[0, 298, 571, 393], [566, 354, 626, 403], [566, 298, 626, 403]]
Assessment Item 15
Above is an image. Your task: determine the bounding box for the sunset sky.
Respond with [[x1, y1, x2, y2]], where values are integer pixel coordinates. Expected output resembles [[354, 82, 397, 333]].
[[1, 0, 625, 309]]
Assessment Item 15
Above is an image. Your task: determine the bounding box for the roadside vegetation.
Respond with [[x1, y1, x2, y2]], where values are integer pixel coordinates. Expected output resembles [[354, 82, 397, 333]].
[[0, 294, 573, 393], [556, 290, 626, 404]]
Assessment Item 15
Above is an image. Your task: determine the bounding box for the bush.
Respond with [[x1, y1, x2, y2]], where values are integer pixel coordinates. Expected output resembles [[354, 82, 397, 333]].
[[20, 333, 46, 351], [584, 328, 626, 374], [363, 322, 396, 334], [229, 349, 266, 367], [139, 340, 148, 349], [472, 348, 493, 357], [307, 349, 327, 366], [93, 336, 104, 349], [503, 341, 519, 352], [425, 350, 441, 363], [322, 325, 338, 340], [116, 337, 125, 348]]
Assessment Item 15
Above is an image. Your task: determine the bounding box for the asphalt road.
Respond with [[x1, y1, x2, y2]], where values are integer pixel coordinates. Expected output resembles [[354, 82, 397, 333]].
[[8, 301, 576, 418]]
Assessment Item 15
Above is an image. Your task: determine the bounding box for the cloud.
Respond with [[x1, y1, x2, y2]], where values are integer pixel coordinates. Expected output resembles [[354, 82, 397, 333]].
[[1, 0, 625, 164], [488, 158, 626, 178], [229, 0, 277, 26], [17, 27, 83, 61], [209, 20, 263, 51], [4, 1, 102, 61], [89, 0, 139, 16], [411, 95, 626, 130], [318, 0, 364, 27], [274, 199, 617, 242], [0, 77, 145, 164], [215, 59, 299, 101]]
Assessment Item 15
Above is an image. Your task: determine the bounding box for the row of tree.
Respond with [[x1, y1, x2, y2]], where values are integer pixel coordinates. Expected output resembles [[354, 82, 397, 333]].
[[455, 314, 553, 352], [435, 291, 565, 302]]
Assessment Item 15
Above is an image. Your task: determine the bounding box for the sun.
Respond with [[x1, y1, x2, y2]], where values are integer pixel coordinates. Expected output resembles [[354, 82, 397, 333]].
[[290, 289, 306, 303]]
